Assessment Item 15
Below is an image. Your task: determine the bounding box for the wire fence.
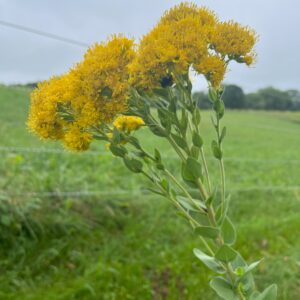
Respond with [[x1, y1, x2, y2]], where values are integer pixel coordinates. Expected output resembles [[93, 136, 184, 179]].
[[1, 185, 299, 200], [1, 145, 300, 164]]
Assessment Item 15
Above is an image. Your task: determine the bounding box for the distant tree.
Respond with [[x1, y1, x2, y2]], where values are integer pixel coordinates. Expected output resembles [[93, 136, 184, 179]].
[[193, 86, 300, 111], [193, 91, 211, 109], [256, 87, 293, 110], [287, 90, 300, 110], [222, 84, 245, 109], [245, 93, 266, 110]]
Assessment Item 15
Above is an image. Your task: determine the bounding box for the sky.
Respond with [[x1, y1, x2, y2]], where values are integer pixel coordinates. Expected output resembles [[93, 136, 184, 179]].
[[0, 0, 299, 92]]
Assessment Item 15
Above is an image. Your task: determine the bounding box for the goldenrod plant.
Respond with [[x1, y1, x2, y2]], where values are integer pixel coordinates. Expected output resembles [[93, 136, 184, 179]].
[[27, 3, 277, 299]]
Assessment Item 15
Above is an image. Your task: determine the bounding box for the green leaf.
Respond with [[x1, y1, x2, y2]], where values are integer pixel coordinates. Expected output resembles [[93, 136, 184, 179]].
[[206, 189, 217, 206], [177, 196, 197, 212], [193, 249, 225, 273], [157, 109, 170, 129], [192, 131, 203, 148], [193, 109, 201, 125], [211, 140, 222, 160], [195, 226, 219, 239], [181, 163, 198, 188], [250, 292, 261, 300], [208, 87, 218, 102], [149, 124, 166, 137], [215, 245, 237, 262], [220, 126, 227, 143], [127, 136, 141, 149], [210, 277, 239, 300], [168, 98, 177, 113], [213, 99, 225, 119], [109, 144, 127, 157], [160, 179, 169, 192], [171, 133, 187, 150], [244, 259, 263, 275], [231, 254, 255, 293], [180, 109, 188, 134], [146, 188, 164, 196], [221, 216, 236, 246], [252, 284, 277, 300], [153, 87, 169, 99], [123, 157, 143, 173], [154, 148, 162, 162], [190, 145, 200, 159], [186, 157, 202, 179]]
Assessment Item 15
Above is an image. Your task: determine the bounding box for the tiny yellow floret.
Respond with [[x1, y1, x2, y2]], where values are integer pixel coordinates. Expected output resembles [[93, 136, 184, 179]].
[[113, 116, 145, 132]]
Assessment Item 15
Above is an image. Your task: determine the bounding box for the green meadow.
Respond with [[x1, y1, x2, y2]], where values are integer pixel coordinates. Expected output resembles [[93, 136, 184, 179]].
[[0, 85, 300, 300]]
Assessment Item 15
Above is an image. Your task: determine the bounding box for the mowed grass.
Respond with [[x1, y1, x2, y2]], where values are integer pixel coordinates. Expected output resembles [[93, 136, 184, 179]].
[[0, 84, 300, 300]]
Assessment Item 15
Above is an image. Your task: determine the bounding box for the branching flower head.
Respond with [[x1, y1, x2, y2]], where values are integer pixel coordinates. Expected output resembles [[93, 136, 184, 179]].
[[129, 2, 217, 90], [210, 21, 257, 64], [28, 2, 258, 151], [74, 35, 136, 123], [27, 74, 73, 140], [28, 36, 136, 151]]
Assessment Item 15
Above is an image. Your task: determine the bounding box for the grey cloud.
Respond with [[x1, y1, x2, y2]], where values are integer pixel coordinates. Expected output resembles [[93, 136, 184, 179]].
[[0, 0, 299, 91]]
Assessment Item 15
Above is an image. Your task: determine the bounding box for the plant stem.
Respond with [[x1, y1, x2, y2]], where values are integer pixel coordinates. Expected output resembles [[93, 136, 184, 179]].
[[219, 158, 226, 215], [200, 147, 212, 194], [164, 169, 206, 214], [166, 135, 186, 161], [215, 113, 226, 216]]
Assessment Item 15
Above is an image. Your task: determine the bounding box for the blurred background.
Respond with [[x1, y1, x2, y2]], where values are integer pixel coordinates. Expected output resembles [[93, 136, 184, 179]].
[[0, 1, 299, 299]]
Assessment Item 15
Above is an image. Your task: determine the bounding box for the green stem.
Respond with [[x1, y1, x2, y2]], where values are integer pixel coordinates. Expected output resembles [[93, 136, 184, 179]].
[[164, 169, 206, 214], [200, 147, 212, 194], [215, 113, 226, 216], [195, 178, 209, 201], [166, 135, 186, 161], [219, 158, 226, 216]]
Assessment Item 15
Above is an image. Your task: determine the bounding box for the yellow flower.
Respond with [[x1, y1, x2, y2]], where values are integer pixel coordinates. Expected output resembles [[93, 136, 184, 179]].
[[113, 116, 145, 132], [27, 75, 70, 140], [129, 3, 216, 90], [74, 35, 136, 123], [63, 125, 92, 151], [210, 21, 257, 63], [28, 36, 136, 151], [243, 55, 256, 66], [194, 56, 226, 88]]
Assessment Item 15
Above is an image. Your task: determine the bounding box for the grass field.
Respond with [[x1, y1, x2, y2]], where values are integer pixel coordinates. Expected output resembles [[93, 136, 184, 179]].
[[0, 84, 300, 300]]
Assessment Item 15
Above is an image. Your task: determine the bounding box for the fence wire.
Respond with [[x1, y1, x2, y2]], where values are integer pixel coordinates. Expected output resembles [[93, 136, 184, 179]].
[[1, 185, 299, 199], [1, 146, 300, 164]]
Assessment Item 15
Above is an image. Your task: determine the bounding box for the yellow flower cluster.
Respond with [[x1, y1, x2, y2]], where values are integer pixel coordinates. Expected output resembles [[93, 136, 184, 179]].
[[194, 56, 226, 88], [210, 21, 257, 60], [113, 115, 145, 132], [28, 2, 257, 151], [130, 2, 257, 90], [28, 36, 135, 151], [130, 3, 217, 90]]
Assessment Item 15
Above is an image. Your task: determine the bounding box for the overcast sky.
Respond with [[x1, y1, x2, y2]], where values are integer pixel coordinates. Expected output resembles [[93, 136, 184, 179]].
[[0, 0, 299, 92]]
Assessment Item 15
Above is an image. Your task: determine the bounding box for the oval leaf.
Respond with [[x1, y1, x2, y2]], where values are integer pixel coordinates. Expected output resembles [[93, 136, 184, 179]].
[[221, 216, 236, 245], [193, 249, 224, 274], [210, 277, 239, 300], [211, 140, 222, 160], [195, 226, 219, 239], [215, 245, 237, 262]]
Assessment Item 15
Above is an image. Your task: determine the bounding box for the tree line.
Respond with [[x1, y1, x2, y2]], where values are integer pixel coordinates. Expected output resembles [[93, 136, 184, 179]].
[[194, 85, 300, 110]]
